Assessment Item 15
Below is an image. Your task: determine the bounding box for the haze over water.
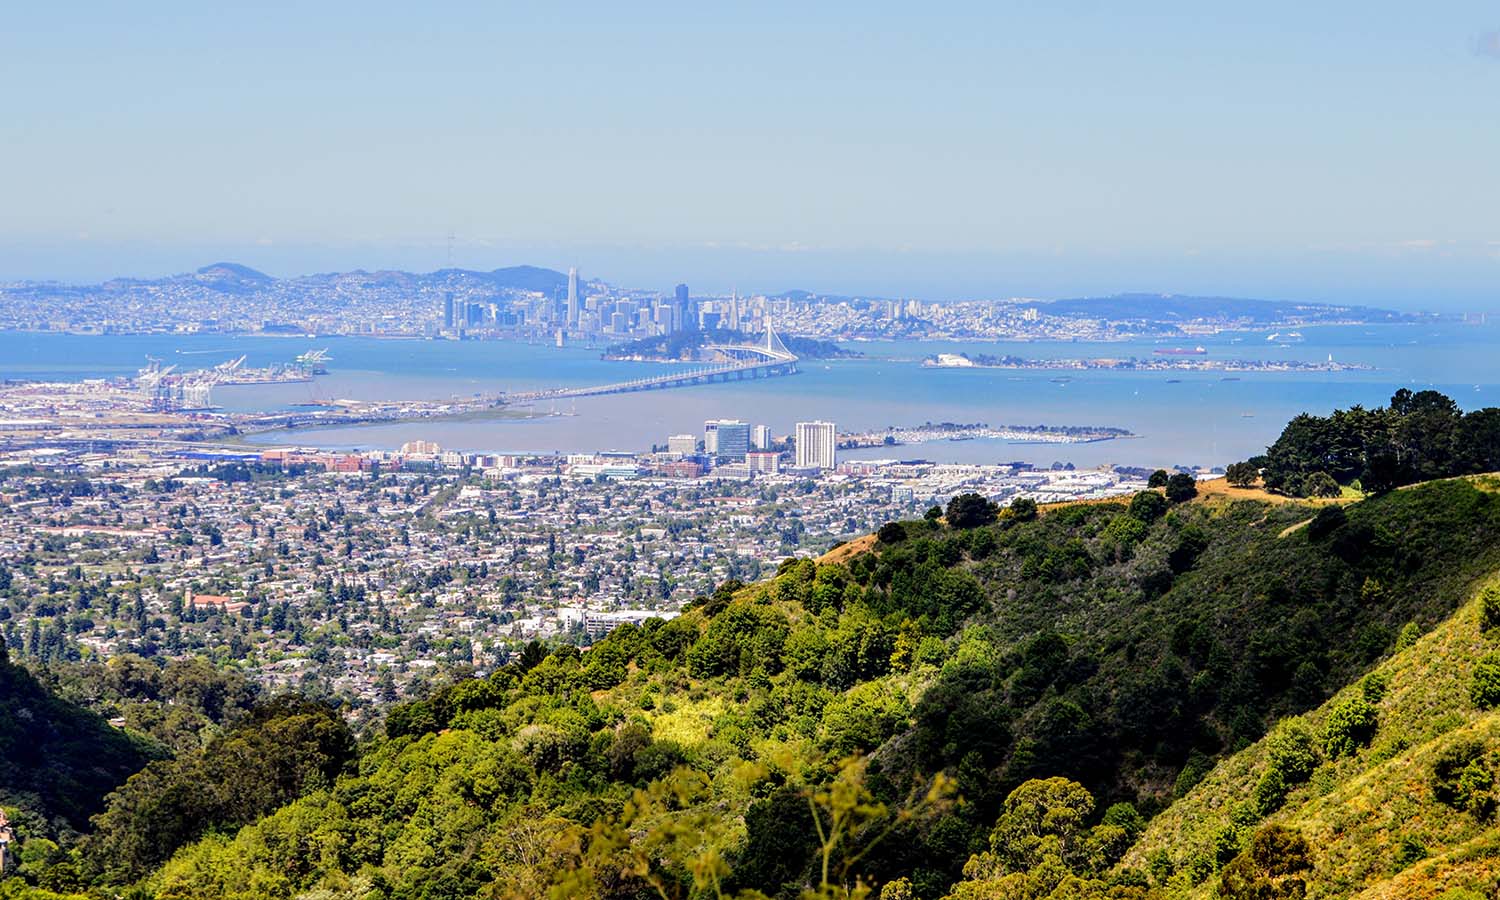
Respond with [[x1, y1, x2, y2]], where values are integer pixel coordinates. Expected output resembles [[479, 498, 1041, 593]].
[[3, 322, 1494, 470]]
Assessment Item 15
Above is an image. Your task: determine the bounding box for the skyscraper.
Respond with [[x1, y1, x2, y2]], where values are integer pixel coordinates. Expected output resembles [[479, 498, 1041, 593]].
[[567, 267, 579, 327], [443, 292, 455, 329], [751, 424, 773, 449], [674, 283, 695, 331], [795, 421, 837, 470], [704, 419, 750, 461]]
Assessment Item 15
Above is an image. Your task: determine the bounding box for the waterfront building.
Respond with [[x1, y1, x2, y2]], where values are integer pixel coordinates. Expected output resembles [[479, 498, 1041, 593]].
[[443, 292, 455, 329], [795, 420, 837, 470], [399, 439, 442, 456], [667, 434, 698, 456], [751, 424, 773, 449]]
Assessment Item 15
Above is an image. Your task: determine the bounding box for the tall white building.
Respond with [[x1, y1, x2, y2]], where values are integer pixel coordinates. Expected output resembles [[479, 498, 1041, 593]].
[[795, 421, 837, 470], [751, 424, 773, 449], [566, 267, 579, 326]]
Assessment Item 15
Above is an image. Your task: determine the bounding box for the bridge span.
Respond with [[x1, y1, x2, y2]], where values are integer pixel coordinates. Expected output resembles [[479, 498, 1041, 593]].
[[506, 324, 799, 403]]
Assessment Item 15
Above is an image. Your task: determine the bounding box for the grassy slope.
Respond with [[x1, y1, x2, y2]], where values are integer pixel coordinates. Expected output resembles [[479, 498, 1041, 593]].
[[1125, 562, 1500, 899]]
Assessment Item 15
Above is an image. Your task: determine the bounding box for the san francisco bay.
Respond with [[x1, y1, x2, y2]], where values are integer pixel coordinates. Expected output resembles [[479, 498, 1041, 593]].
[[2, 322, 1495, 468]]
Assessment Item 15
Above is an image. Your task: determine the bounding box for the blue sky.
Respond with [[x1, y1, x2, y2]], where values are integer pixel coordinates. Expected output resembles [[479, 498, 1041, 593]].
[[2, 2, 1497, 308]]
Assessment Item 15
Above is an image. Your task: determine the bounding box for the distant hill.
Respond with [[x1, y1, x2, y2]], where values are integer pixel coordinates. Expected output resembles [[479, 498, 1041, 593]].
[[186, 262, 276, 295], [480, 265, 570, 293], [194, 262, 273, 283], [33, 263, 570, 296], [1044, 292, 1411, 324]]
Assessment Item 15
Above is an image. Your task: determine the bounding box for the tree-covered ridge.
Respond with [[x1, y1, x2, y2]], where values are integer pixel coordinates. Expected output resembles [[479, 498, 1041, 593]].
[[1249, 389, 1500, 497], [0, 639, 157, 840], [10, 473, 1500, 899]]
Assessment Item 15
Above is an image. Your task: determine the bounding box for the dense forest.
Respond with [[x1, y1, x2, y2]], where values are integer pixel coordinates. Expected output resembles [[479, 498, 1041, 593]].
[[5, 403, 1500, 897]]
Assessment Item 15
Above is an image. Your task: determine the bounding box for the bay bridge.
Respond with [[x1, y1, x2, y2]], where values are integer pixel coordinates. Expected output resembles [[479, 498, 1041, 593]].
[[505, 324, 799, 403]]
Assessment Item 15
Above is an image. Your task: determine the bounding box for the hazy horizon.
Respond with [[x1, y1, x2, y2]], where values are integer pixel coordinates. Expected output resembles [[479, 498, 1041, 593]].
[[4, 2, 1498, 310], [0, 244, 1490, 313]]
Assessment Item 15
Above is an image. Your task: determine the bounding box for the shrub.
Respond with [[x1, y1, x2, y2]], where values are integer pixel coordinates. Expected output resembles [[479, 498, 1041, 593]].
[[1482, 584, 1500, 631], [1395, 622, 1422, 651], [1432, 737, 1498, 817], [1303, 471, 1342, 498], [1219, 825, 1312, 900], [1393, 836, 1427, 871], [1225, 461, 1259, 487], [1101, 802, 1145, 842], [1471, 652, 1500, 709], [1007, 497, 1039, 521], [820, 680, 910, 754], [877, 521, 907, 544], [1323, 695, 1378, 758], [1266, 722, 1320, 783], [1128, 490, 1169, 524], [1252, 766, 1291, 817], [1147, 469, 1169, 488], [1165, 473, 1199, 503], [1251, 723, 1320, 816], [946, 493, 998, 529]]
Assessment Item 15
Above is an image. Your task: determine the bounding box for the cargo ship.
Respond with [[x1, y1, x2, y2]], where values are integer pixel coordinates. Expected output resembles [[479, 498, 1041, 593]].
[[1153, 346, 1208, 356]]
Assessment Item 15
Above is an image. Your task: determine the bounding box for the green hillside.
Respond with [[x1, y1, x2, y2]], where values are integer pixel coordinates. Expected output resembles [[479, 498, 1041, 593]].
[[1126, 534, 1500, 899], [7, 396, 1500, 899], [0, 640, 157, 840]]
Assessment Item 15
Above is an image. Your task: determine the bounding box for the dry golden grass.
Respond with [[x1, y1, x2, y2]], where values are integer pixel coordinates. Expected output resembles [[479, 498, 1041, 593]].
[[819, 533, 876, 565], [1192, 476, 1357, 506]]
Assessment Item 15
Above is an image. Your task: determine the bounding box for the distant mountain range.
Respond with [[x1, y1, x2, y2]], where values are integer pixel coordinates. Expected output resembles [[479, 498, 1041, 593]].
[[773, 288, 1415, 324], [82, 262, 574, 296], [1042, 291, 1413, 323]]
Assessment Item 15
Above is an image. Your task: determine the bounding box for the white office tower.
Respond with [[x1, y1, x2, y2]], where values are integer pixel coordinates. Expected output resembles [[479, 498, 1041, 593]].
[[751, 424, 773, 449], [795, 420, 837, 470], [667, 434, 698, 456], [566, 267, 579, 326]]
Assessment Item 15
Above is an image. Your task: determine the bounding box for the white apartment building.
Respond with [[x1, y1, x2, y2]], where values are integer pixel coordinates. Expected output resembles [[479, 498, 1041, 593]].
[[795, 420, 837, 470]]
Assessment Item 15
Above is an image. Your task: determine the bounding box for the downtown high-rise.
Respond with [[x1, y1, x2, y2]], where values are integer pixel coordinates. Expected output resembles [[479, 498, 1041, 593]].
[[794, 421, 837, 470]]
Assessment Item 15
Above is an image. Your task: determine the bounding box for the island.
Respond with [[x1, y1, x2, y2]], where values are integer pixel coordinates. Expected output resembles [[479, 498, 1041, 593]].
[[922, 351, 1371, 373], [839, 420, 1134, 449]]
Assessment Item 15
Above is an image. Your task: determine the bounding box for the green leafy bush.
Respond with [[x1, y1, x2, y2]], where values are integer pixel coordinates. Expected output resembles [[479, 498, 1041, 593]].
[[1470, 652, 1500, 709], [1323, 694, 1379, 758]]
